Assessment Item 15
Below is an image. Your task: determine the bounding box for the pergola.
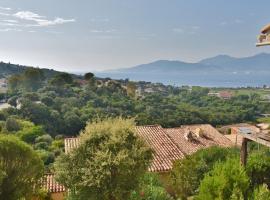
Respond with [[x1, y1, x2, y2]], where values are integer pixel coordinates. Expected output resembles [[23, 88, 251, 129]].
[[240, 24, 270, 165], [240, 131, 270, 166]]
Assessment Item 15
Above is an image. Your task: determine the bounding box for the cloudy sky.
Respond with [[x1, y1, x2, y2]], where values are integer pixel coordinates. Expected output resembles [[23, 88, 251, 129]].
[[0, 0, 270, 72]]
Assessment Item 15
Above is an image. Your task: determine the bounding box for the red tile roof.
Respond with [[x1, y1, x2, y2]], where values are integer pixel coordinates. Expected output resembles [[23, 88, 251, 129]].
[[42, 174, 65, 193], [65, 137, 80, 153], [135, 125, 185, 172], [165, 124, 232, 155], [64, 124, 232, 172], [225, 134, 243, 146]]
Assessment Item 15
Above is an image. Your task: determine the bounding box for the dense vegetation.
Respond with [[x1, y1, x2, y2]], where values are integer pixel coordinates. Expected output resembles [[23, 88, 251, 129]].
[[3, 68, 269, 137], [171, 146, 270, 200], [0, 68, 269, 199]]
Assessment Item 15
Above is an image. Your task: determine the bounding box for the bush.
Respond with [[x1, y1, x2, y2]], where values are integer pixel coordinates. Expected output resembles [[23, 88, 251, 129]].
[[8, 96, 17, 107], [170, 147, 238, 199], [195, 158, 250, 200], [130, 173, 173, 200], [18, 125, 45, 144], [5, 117, 20, 132], [35, 134, 53, 144]]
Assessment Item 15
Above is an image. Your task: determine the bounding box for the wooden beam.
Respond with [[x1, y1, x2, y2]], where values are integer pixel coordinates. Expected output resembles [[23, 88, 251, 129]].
[[240, 138, 248, 166], [240, 133, 270, 148]]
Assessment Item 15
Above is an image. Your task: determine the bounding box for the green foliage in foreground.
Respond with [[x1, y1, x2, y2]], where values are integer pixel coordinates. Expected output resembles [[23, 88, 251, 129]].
[[55, 118, 153, 200], [130, 173, 173, 200], [195, 158, 250, 200], [170, 147, 238, 199], [194, 150, 270, 200], [0, 135, 44, 200]]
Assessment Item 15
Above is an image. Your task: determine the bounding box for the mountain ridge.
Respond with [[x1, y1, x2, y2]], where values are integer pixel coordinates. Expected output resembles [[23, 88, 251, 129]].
[[97, 53, 270, 87]]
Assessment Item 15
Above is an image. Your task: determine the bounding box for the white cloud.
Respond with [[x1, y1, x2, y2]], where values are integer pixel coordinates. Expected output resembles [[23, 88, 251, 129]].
[[0, 7, 11, 11], [0, 28, 22, 32], [0, 12, 10, 16], [173, 28, 184, 33], [90, 29, 116, 33], [91, 18, 109, 23], [2, 19, 18, 23], [13, 11, 75, 27], [0, 22, 18, 27]]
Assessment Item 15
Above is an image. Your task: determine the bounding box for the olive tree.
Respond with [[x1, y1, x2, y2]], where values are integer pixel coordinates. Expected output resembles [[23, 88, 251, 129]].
[[55, 118, 153, 200]]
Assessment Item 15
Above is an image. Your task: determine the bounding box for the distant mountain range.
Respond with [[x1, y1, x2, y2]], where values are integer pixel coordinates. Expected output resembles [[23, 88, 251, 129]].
[[97, 53, 270, 87]]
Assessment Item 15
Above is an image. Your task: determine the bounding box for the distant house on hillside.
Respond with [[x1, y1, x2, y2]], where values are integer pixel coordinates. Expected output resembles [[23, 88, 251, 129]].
[[65, 124, 232, 173], [208, 90, 233, 100]]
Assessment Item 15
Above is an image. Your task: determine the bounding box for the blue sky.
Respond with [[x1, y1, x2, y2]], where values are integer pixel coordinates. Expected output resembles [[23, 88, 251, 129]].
[[0, 0, 270, 72]]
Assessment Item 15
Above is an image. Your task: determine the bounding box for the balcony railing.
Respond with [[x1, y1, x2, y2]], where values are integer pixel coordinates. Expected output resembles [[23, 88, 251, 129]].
[[256, 34, 270, 46]]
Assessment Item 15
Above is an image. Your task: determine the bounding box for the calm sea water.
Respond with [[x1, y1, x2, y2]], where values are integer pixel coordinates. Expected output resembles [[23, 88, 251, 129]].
[[96, 72, 270, 88]]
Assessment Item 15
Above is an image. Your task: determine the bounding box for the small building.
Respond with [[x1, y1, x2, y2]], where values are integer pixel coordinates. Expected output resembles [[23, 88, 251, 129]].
[[223, 124, 261, 146], [208, 91, 233, 100], [230, 124, 260, 135]]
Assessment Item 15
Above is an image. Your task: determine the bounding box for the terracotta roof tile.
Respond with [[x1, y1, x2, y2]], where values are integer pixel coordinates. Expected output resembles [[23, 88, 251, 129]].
[[135, 125, 185, 172], [42, 174, 65, 193], [165, 124, 232, 155], [225, 134, 243, 146], [65, 137, 80, 153], [64, 124, 231, 172]]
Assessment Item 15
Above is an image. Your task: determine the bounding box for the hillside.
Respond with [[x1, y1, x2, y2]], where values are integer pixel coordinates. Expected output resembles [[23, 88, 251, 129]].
[[0, 61, 61, 79], [97, 53, 270, 87]]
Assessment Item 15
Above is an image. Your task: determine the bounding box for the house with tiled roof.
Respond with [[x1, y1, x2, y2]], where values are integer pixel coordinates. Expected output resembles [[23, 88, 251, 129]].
[[64, 124, 232, 172], [34, 174, 66, 200], [135, 125, 185, 172], [165, 124, 232, 155]]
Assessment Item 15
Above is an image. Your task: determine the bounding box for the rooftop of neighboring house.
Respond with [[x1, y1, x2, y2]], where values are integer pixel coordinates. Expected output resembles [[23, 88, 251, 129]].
[[218, 91, 233, 99], [230, 123, 260, 134], [165, 124, 232, 155], [42, 174, 65, 194], [64, 124, 232, 172], [135, 125, 185, 172]]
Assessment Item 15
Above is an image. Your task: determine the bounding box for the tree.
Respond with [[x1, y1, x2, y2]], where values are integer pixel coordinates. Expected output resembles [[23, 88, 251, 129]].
[[23, 68, 45, 91], [55, 118, 153, 200], [127, 82, 137, 98], [18, 125, 45, 144], [84, 72, 94, 81], [49, 73, 73, 87], [0, 135, 44, 200], [5, 117, 20, 132], [195, 158, 250, 200], [170, 147, 238, 199], [8, 74, 22, 94]]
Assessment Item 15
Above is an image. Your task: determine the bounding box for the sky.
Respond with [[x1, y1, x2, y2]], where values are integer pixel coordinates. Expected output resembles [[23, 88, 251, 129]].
[[0, 0, 270, 72]]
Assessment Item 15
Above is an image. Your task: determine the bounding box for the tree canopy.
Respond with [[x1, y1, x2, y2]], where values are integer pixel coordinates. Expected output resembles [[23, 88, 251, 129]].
[[0, 135, 44, 200], [55, 118, 153, 200]]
